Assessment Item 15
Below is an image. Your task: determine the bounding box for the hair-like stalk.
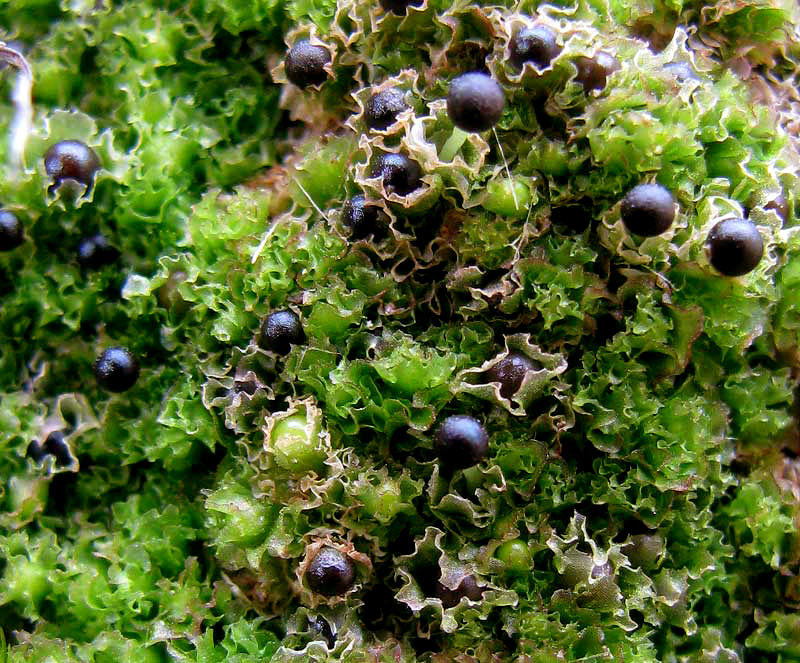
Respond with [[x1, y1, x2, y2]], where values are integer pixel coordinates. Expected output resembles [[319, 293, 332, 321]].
[[0, 42, 33, 172], [492, 127, 518, 212]]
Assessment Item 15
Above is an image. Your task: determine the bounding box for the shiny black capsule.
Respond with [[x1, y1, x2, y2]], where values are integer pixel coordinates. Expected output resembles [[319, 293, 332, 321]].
[[365, 87, 407, 130], [371, 153, 422, 196], [620, 183, 676, 237], [447, 72, 505, 133], [486, 353, 540, 399], [306, 547, 356, 597], [434, 414, 489, 469], [77, 234, 120, 270], [44, 140, 101, 190], [94, 346, 140, 393], [509, 25, 560, 70], [285, 40, 330, 89], [0, 210, 23, 251], [342, 194, 381, 238], [574, 52, 620, 92], [260, 310, 305, 355], [707, 218, 764, 277]]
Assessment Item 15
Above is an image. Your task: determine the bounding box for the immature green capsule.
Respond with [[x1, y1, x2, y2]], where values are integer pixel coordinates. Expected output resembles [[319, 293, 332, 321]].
[[205, 483, 272, 546], [496, 539, 532, 574], [483, 178, 531, 217], [356, 477, 404, 523], [271, 411, 326, 473]]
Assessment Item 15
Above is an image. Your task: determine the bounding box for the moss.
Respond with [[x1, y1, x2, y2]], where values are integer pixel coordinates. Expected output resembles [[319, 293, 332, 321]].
[[1, 0, 800, 662]]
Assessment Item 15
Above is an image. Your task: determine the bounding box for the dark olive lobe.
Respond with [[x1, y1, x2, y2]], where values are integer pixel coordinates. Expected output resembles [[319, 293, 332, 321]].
[[94, 346, 140, 393], [77, 234, 120, 270], [342, 194, 380, 238], [622, 533, 664, 569], [620, 183, 676, 237], [44, 140, 101, 188], [365, 87, 408, 130], [379, 0, 423, 15], [285, 39, 330, 89], [435, 575, 484, 609], [371, 153, 422, 196], [574, 52, 620, 92], [234, 378, 258, 396], [260, 310, 305, 354], [707, 217, 764, 277], [509, 25, 560, 70], [486, 353, 540, 399], [0, 209, 23, 251], [157, 270, 190, 315], [550, 203, 592, 234], [434, 414, 489, 469], [446, 72, 505, 133], [43, 431, 72, 467], [306, 547, 356, 597]]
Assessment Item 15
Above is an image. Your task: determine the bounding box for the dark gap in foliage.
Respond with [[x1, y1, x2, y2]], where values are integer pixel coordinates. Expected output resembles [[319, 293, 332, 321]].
[[358, 573, 412, 633], [0, 608, 35, 638], [533, 101, 567, 140], [79, 46, 98, 75], [728, 457, 751, 477], [628, 609, 645, 629], [409, 634, 443, 655], [593, 311, 623, 346], [606, 265, 627, 295], [43, 470, 81, 518]]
